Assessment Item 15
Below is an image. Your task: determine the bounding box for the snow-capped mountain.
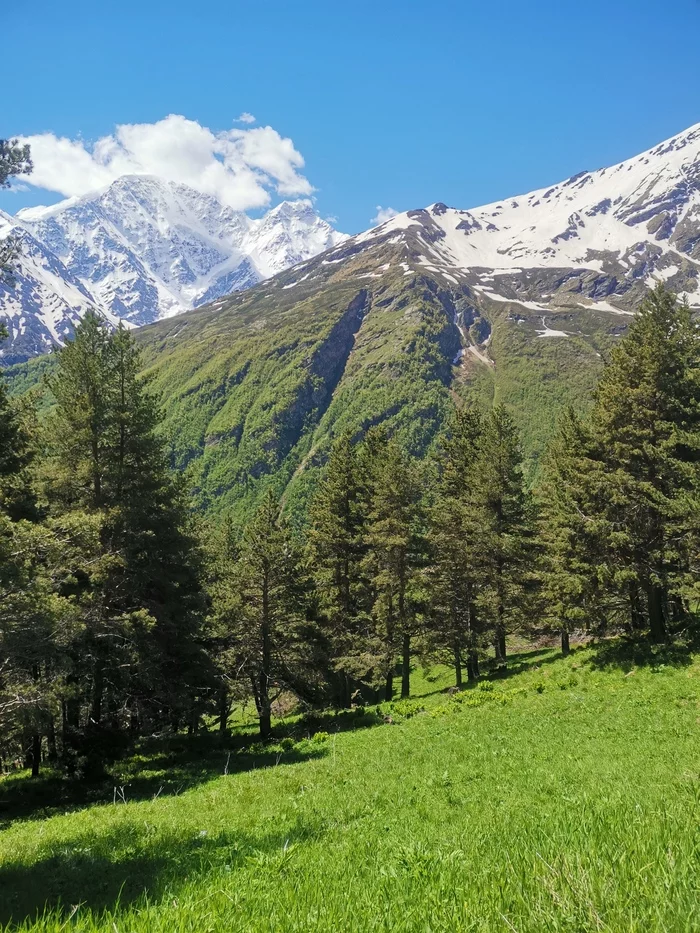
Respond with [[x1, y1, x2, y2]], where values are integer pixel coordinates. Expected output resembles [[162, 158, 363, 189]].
[[3, 122, 700, 366], [0, 176, 346, 363], [354, 122, 700, 314], [0, 209, 121, 361]]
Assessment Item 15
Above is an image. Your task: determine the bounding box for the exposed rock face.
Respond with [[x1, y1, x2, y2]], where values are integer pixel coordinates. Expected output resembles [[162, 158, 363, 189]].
[[0, 176, 346, 362], [354, 122, 700, 316]]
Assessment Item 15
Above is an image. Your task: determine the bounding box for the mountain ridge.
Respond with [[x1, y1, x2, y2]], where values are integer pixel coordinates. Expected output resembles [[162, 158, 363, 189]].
[[116, 120, 700, 520], [4, 122, 700, 522], [0, 176, 346, 362]]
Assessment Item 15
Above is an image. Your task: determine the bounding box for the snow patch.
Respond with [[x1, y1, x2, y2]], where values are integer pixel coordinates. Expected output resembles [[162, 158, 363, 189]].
[[536, 317, 568, 338]]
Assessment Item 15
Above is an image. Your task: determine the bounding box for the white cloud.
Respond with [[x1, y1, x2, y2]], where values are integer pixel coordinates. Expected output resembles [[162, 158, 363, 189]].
[[371, 205, 399, 226], [19, 114, 313, 211], [235, 112, 256, 124]]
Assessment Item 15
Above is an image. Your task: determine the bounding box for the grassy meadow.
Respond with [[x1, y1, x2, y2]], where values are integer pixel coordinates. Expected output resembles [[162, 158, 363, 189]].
[[0, 641, 699, 932]]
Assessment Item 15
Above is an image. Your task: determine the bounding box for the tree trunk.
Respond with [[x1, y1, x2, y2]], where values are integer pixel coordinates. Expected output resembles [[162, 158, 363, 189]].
[[46, 717, 57, 763], [385, 670, 393, 702], [453, 645, 463, 689], [259, 565, 272, 739], [259, 706, 272, 740], [669, 595, 685, 627], [401, 633, 410, 698], [629, 587, 645, 632], [90, 662, 104, 725], [495, 572, 506, 663], [62, 692, 80, 755], [61, 700, 69, 746], [646, 582, 667, 643], [30, 733, 41, 778], [467, 608, 479, 682], [218, 684, 229, 734], [495, 626, 506, 664], [561, 628, 570, 656]]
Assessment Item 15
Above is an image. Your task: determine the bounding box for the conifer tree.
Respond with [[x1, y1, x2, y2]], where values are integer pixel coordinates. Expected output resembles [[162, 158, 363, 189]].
[[538, 407, 603, 654], [233, 491, 318, 738], [46, 311, 113, 511], [106, 324, 209, 730], [0, 325, 36, 520], [363, 438, 424, 699], [44, 314, 209, 762], [0, 323, 73, 776], [586, 285, 700, 640], [203, 515, 242, 734], [472, 405, 536, 663], [427, 408, 483, 684], [0, 323, 42, 770], [308, 431, 367, 705], [0, 140, 32, 285]]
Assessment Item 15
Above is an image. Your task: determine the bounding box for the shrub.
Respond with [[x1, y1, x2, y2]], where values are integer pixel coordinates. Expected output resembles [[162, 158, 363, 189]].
[[388, 700, 425, 720]]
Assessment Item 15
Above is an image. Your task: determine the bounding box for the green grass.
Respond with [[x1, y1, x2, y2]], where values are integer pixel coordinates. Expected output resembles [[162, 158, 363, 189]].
[[1, 641, 699, 932]]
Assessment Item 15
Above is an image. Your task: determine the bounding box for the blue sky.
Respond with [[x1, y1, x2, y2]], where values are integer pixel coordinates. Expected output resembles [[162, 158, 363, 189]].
[[3, 0, 700, 233]]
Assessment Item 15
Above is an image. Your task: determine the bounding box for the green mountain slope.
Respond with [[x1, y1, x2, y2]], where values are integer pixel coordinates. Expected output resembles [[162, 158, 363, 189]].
[[4, 219, 629, 522], [129, 221, 622, 521], [8, 123, 700, 521]]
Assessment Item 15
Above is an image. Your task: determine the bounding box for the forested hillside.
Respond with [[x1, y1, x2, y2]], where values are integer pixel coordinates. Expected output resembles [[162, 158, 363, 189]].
[[130, 233, 612, 524], [1, 284, 698, 770]]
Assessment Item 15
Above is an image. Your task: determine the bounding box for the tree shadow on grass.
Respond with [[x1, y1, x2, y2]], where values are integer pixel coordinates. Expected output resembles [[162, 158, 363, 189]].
[[486, 646, 574, 682], [0, 733, 327, 829], [0, 815, 326, 927], [588, 631, 699, 672], [0, 703, 391, 829]]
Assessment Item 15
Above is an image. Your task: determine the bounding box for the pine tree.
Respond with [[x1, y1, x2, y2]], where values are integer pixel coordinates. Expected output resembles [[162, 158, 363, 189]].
[[538, 407, 604, 654], [472, 405, 537, 664], [203, 515, 242, 735], [363, 438, 424, 699], [586, 285, 700, 640], [0, 325, 35, 520], [103, 324, 209, 731], [233, 491, 318, 738], [43, 314, 209, 764], [0, 140, 32, 186], [45, 311, 113, 510], [0, 323, 75, 776], [308, 431, 367, 705], [427, 408, 483, 685]]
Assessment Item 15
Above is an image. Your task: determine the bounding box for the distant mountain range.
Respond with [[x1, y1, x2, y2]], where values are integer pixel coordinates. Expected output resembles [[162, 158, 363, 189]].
[[4, 122, 700, 520], [3, 123, 700, 366], [0, 176, 345, 362]]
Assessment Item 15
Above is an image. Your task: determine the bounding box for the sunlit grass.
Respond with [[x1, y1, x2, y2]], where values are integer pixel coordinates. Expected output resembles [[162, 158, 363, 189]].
[[1, 643, 699, 931]]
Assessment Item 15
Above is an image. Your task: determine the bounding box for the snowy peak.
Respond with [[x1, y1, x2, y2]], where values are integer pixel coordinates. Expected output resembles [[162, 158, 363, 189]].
[[359, 122, 700, 311], [1, 176, 346, 361], [0, 215, 105, 363], [3, 123, 700, 365], [246, 199, 345, 278]]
